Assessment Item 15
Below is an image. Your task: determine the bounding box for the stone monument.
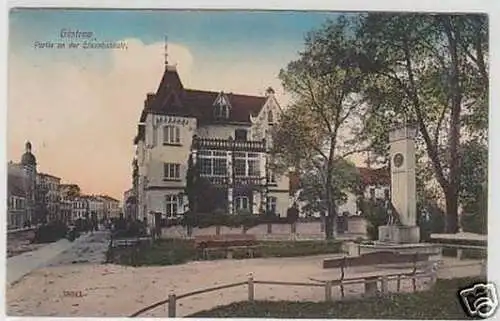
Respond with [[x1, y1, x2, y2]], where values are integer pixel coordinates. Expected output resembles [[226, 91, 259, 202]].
[[358, 123, 441, 257], [378, 124, 420, 244]]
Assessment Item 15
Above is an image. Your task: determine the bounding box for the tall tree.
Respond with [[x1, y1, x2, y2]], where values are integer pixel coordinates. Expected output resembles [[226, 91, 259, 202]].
[[272, 15, 370, 239], [353, 13, 488, 233]]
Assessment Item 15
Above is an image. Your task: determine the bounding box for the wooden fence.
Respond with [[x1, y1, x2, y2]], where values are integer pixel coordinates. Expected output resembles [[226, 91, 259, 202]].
[[129, 269, 438, 317]]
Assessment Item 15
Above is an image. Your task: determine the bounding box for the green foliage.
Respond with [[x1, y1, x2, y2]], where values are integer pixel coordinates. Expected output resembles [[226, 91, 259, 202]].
[[181, 212, 291, 229], [112, 219, 148, 238], [32, 220, 68, 244], [459, 140, 487, 234], [189, 277, 484, 319], [352, 14, 488, 232], [272, 15, 370, 239], [108, 239, 197, 267], [298, 159, 361, 217], [106, 239, 342, 267], [358, 199, 387, 240]]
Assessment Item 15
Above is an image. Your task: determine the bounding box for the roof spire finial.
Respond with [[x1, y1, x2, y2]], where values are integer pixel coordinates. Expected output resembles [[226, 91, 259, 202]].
[[164, 35, 168, 66]]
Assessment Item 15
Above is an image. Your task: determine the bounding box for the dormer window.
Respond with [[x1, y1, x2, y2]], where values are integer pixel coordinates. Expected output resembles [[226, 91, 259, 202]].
[[213, 92, 231, 119]]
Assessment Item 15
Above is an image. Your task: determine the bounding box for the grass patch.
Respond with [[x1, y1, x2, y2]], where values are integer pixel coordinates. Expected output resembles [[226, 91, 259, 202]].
[[106, 239, 342, 266], [107, 239, 197, 266], [188, 277, 485, 319], [442, 247, 487, 260]]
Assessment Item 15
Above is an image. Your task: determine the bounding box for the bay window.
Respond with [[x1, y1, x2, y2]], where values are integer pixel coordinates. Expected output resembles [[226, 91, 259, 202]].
[[197, 150, 228, 176]]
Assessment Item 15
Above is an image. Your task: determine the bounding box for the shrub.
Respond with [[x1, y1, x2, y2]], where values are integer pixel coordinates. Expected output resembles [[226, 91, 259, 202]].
[[113, 219, 148, 238], [32, 221, 68, 244], [359, 200, 387, 240]]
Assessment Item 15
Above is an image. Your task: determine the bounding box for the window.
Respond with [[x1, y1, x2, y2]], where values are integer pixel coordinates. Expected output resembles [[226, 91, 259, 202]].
[[214, 105, 229, 119], [197, 150, 227, 176], [268, 110, 274, 124], [267, 169, 277, 184], [166, 195, 178, 218], [235, 196, 249, 211], [235, 129, 247, 141], [164, 163, 181, 180], [234, 152, 260, 177], [266, 196, 277, 214], [163, 125, 181, 145]]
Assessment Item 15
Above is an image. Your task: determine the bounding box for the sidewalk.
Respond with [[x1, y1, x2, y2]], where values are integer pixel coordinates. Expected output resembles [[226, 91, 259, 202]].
[[6, 232, 96, 286]]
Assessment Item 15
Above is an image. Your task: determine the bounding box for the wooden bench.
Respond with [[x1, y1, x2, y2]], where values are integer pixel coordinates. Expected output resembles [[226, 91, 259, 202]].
[[311, 251, 434, 297], [110, 237, 152, 248], [194, 234, 259, 259]]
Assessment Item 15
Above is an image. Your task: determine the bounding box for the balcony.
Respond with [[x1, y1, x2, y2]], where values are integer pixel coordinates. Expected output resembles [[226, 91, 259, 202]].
[[192, 137, 266, 152]]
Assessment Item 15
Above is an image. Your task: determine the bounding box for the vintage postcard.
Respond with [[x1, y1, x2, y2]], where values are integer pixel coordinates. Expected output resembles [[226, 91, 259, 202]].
[[5, 4, 492, 319]]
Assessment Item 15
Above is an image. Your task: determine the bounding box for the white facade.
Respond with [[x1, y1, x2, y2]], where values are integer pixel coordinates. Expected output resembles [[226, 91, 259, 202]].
[[72, 197, 88, 221], [134, 66, 290, 226], [87, 197, 105, 221]]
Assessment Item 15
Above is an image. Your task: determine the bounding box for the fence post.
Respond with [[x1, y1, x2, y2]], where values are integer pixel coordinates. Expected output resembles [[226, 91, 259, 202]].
[[325, 280, 332, 302], [267, 223, 272, 234], [248, 273, 255, 301], [381, 276, 389, 293], [480, 260, 487, 278], [396, 275, 401, 292], [412, 254, 417, 292], [168, 293, 176, 317], [216, 226, 221, 235]]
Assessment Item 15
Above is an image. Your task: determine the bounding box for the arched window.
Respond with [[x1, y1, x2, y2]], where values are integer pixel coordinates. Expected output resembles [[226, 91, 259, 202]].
[[268, 110, 274, 123], [214, 104, 229, 119]]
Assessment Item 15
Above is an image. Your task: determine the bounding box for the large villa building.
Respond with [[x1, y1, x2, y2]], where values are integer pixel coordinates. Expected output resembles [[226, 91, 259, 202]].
[[133, 63, 290, 225]]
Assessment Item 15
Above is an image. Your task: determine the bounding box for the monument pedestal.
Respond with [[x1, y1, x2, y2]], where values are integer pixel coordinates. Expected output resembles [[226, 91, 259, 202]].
[[378, 225, 420, 244], [357, 225, 442, 261]]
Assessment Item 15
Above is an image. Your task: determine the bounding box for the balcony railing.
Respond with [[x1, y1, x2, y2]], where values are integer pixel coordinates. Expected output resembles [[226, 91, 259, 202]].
[[200, 175, 266, 186], [192, 137, 266, 152]]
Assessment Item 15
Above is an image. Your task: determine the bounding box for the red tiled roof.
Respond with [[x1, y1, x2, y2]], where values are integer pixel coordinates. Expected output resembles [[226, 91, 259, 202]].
[[357, 167, 390, 186], [288, 167, 390, 193]]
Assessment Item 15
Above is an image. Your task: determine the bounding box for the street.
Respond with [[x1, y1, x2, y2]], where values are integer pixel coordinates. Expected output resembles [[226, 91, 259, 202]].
[[7, 229, 110, 286], [45, 229, 110, 266]]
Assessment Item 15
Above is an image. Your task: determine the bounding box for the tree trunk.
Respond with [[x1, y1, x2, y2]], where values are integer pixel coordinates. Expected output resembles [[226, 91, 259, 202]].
[[445, 190, 459, 233], [442, 16, 463, 234], [324, 186, 337, 240]]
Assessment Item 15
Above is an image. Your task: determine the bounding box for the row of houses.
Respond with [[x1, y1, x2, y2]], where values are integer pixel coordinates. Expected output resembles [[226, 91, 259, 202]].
[[7, 142, 121, 230], [122, 59, 392, 229]]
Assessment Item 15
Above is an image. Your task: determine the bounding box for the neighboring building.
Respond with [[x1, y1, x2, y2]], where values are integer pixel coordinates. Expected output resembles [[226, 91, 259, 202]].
[[72, 196, 88, 221], [291, 166, 391, 218], [98, 195, 121, 219], [133, 62, 290, 227], [87, 196, 105, 221], [59, 184, 81, 198], [7, 169, 28, 229], [36, 172, 61, 222], [60, 198, 73, 224], [20, 141, 37, 224], [123, 188, 137, 220]]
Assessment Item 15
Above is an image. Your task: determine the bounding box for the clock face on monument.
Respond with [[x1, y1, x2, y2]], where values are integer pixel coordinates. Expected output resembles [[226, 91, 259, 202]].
[[393, 153, 404, 168]]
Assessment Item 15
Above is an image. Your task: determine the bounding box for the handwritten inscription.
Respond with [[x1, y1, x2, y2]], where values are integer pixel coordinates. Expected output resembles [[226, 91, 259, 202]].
[[63, 290, 83, 297]]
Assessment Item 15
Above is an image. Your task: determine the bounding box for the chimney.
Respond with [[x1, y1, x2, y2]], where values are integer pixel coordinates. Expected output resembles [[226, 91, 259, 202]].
[[145, 93, 155, 108]]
